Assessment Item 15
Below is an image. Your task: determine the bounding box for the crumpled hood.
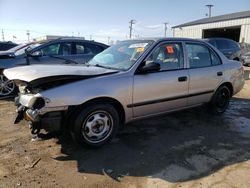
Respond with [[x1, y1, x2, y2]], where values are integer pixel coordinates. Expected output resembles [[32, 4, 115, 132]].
[[4, 64, 118, 82]]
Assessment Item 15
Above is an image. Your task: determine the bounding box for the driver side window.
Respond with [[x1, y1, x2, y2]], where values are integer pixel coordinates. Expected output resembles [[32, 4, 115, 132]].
[[39, 43, 71, 56], [41, 43, 60, 56], [146, 43, 184, 71]]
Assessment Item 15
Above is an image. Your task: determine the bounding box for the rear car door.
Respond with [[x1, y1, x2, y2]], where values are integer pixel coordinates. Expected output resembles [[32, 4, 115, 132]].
[[132, 42, 189, 118], [29, 42, 74, 64], [185, 42, 224, 106], [71, 42, 105, 64]]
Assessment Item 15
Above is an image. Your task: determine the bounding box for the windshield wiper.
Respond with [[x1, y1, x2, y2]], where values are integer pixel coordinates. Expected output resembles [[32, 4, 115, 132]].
[[48, 55, 79, 64], [95, 64, 113, 69], [86, 63, 114, 69]]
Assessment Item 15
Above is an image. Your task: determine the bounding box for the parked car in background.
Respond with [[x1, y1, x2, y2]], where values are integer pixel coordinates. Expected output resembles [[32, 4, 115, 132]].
[[0, 38, 108, 97], [0, 41, 18, 51], [240, 42, 250, 66], [240, 42, 250, 54], [4, 38, 245, 147], [0, 42, 39, 60], [204, 38, 241, 61]]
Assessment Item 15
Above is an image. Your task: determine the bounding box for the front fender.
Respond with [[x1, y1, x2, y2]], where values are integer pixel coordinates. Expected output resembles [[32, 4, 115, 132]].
[[38, 73, 133, 121]]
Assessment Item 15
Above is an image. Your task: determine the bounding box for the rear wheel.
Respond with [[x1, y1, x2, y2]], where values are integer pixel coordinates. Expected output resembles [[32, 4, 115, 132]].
[[72, 103, 120, 147], [208, 85, 231, 115], [0, 73, 16, 97]]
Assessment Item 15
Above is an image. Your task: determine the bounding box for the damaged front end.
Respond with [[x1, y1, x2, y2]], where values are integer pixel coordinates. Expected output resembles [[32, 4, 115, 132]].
[[3, 64, 119, 135], [14, 79, 70, 135]]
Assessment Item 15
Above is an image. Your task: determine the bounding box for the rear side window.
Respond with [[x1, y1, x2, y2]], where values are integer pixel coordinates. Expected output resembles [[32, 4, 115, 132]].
[[75, 43, 104, 55], [146, 43, 184, 71], [186, 43, 211, 68], [186, 43, 221, 68]]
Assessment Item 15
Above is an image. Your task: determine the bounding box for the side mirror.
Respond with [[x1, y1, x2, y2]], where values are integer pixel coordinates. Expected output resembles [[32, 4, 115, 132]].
[[28, 50, 43, 57], [138, 61, 160, 74]]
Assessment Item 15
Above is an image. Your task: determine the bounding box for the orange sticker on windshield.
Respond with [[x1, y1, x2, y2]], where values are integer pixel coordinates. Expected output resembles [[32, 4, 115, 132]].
[[136, 47, 144, 53], [166, 45, 174, 54]]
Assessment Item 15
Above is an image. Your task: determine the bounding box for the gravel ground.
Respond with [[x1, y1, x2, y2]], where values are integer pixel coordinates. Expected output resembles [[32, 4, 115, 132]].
[[0, 67, 249, 188]]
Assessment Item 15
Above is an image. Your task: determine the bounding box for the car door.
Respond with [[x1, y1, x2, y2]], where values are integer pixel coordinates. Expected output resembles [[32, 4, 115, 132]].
[[29, 42, 74, 64], [71, 42, 104, 64], [132, 42, 189, 118], [185, 42, 224, 106]]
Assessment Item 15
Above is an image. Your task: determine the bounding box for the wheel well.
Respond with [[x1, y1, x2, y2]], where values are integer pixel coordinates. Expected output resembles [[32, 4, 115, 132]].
[[72, 97, 126, 125], [221, 82, 233, 97]]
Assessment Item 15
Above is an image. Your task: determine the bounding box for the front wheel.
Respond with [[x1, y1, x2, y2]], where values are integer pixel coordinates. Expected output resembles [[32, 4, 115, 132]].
[[207, 85, 231, 115], [72, 103, 120, 147]]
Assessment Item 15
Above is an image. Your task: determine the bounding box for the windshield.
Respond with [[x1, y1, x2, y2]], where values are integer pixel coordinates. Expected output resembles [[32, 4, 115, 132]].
[[14, 43, 42, 56], [88, 40, 153, 70]]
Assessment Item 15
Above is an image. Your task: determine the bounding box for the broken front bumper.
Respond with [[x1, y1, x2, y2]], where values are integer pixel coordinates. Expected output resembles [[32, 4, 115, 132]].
[[15, 94, 68, 134]]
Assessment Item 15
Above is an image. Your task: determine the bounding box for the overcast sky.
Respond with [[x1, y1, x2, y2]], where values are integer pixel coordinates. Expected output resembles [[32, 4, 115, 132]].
[[0, 0, 250, 44]]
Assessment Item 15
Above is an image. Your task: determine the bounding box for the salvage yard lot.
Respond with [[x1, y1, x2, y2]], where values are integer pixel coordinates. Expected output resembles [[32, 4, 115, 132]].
[[0, 68, 250, 188]]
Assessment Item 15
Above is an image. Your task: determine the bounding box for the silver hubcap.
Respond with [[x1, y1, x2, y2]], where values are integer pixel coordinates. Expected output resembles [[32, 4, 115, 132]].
[[0, 74, 15, 96], [82, 111, 113, 143]]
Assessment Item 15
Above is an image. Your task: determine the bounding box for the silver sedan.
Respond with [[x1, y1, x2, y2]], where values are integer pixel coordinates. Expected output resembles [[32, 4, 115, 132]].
[[4, 38, 245, 147]]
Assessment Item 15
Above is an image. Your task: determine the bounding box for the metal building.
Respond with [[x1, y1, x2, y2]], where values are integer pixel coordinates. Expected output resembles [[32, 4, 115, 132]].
[[172, 10, 250, 43], [35, 35, 85, 41]]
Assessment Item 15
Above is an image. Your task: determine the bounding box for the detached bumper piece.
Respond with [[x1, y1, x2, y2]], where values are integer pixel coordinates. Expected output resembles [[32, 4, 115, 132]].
[[28, 111, 63, 135], [15, 106, 63, 135], [39, 112, 63, 132], [14, 95, 63, 134]]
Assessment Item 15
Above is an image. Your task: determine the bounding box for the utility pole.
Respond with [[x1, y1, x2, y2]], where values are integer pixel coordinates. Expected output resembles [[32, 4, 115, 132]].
[[164, 22, 168, 37], [206, 4, 214, 18], [1, 29, 5, 41], [90, 35, 92, 40], [107, 36, 110, 45], [26, 30, 30, 42], [129, 19, 136, 39]]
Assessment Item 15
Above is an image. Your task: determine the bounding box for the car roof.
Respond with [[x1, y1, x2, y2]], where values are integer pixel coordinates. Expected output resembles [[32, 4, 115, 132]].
[[50, 37, 108, 47], [204, 37, 237, 42], [123, 37, 207, 43], [33, 38, 109, 49]]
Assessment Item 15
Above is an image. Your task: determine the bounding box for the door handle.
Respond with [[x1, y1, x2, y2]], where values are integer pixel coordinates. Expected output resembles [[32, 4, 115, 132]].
[[217, 72, 223, 76], [178, 76, 188, 82]]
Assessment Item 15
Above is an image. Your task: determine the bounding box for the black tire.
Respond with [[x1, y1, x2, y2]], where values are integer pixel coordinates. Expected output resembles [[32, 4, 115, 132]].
[[207, 85, 231, 115], [0, 72, 16, 97], [72, 103, 120, 147]]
